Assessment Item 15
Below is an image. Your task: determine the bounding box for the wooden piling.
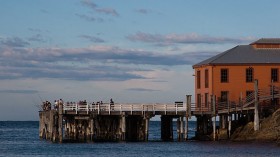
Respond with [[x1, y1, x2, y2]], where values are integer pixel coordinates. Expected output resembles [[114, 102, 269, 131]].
[[144, 117, 149, 141], [185, 95, 192, 140], [177, 118, 180, 140], [228, 114, 232, 138], [184, 117, 188, 141], [254, 79, 260, 131], [212, 95, 216, 141], [90, 118, 94, 141], [121, 115, 126, 140], [58, 103, 63, 143], [180, 117, 184, 141]]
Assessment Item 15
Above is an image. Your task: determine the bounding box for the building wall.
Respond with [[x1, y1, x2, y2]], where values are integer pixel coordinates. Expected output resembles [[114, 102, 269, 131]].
[[194, 64, 280, 110], [194, 65, 213, 110]]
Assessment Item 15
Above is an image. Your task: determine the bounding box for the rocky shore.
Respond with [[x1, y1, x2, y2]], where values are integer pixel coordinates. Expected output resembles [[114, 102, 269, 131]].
[[231, 109, 280, 142]]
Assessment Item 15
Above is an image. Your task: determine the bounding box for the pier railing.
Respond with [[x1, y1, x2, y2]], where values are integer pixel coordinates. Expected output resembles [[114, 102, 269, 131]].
[[191, 84, 280, 115], [63, 102, 187, 115]]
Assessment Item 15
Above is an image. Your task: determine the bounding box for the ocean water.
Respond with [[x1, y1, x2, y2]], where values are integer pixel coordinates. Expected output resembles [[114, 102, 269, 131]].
[[0, 121, 280, 157]]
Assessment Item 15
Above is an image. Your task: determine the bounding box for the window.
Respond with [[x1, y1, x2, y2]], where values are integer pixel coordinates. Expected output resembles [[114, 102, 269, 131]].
[[197, 71, 201, 89], [246, 67, 254, 82], [246, 90, 254, 102], [221, 91, 228, 103], [205, 69, 209, 88], [271, 68, 278, 82], [197, 94, 201, 108], [205, 93, 208, 107], [220, 69, 228, 83]]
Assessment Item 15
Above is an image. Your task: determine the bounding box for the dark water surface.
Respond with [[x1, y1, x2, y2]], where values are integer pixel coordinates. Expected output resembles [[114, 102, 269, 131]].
[[0, 121, 280, 156]]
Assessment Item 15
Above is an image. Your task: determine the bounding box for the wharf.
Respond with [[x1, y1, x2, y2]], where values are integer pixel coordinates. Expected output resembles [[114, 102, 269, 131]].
[[39, 97, 192, 142]]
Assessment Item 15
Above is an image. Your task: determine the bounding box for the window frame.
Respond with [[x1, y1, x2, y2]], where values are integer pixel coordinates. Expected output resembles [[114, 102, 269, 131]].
[[197, 94, 201, 108], [205, 69, 209, 88], [221, 91, 229, 103], [246, 67, 254, 83], [271, 68, 279, 82], [197, 70, 201, 89], [204, 93, 208, 108], [220, 69, 229, 83]]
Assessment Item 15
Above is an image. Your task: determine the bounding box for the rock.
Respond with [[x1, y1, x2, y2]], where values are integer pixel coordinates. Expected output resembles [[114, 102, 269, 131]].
[[231, 108, 280, 142]]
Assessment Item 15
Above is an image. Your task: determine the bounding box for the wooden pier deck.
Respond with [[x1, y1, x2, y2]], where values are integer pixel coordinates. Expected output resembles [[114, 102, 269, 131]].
[[39, 100, 191, 143]]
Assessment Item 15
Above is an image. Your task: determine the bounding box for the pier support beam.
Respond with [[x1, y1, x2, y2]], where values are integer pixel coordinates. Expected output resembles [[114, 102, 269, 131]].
[[90, 118, 94, 141], [121, 115, 126, 140], [213, 116, 216, 141], [58, 103, 63, 143], [125, 116, 146, 141], [212, 95, 216, 141], [254, 79, 260, 131], [176, 117, 184, 141], [161, 115, 173, 141], [144, 117, 150, 141], [228, 114, 232, 138], [185, 95, 192, 141], [39, 112, 45, 139], [184, 117, 188, 141]]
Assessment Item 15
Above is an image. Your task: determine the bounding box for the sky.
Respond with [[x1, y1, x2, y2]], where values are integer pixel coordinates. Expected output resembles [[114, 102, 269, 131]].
[[1, 0, 280, 120]]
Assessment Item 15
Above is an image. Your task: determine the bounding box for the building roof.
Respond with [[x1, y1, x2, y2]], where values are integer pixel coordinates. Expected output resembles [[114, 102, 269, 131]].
[[251, 38, 280, 44], [193, 39, 280, 68]]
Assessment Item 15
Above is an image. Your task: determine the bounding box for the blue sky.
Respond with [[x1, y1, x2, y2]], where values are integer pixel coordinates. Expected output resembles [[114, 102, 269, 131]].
[[0, 0, 279, 120]]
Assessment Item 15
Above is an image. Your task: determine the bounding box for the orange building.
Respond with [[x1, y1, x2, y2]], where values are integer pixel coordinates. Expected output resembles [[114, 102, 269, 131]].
[[193, 38, 280, 112]]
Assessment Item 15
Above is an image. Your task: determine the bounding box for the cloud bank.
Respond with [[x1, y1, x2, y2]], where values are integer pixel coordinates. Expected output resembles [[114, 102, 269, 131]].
[[0, 43, 214, 81], [127, 32, 255, 45]]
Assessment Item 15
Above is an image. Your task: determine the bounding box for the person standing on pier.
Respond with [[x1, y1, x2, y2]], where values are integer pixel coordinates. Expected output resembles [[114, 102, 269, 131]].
[[54, 100, 58, 110], [110, 98, 114, 110]]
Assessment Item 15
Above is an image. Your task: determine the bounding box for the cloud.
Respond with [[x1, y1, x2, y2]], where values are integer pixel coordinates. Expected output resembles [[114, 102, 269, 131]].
[[75, 13, 104, 22], [28, 28, 42, 32], [0, 37, 30, 47], [80, 0, 119, 17], [135, 9, 151, 14], [125, 88, 160, 92], [28, 34, 47, 43], [0, 89, 39, 94], [135, 9, 162, 15], [81, 0, 97, 9], [96, 8, 119, 16], [79, 35, 105, 43], [127, 32, 256, 45]]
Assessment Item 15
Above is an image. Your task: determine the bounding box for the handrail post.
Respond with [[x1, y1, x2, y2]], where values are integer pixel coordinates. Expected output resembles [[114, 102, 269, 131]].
[[76, 103, 78, 114], [142, 104, 144, 115], [175, 103, 178, 115], [131, 104, 133, 115], [98, 103, 100, 115], [86, 103, 89, 114], [165, 104, 167, 115], [109, 103, 111, 115], [120, 104, 122, 114]]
